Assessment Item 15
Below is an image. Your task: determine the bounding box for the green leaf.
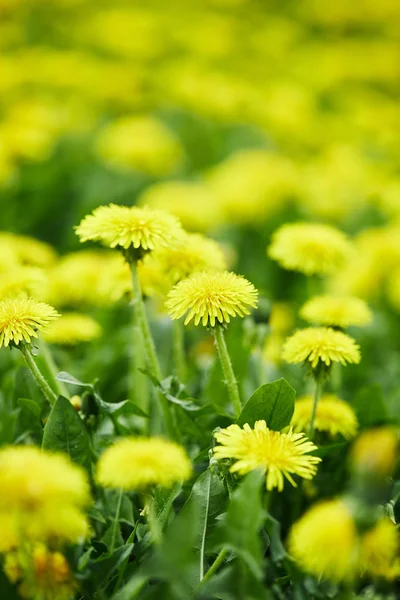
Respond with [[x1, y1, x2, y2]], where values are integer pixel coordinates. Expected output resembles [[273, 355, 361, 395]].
[[56, 371, 92, 388], [264, 512, 287, 563], [18, 397, 41, 418], [213, 470, 265, 578], [42, 396, 91, 468], [353, 384, 388, 427], [237, 378, 295, 430]]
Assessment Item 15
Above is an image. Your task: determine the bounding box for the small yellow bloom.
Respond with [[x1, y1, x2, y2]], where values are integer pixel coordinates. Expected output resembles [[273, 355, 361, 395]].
[[0, 296, 59, 348], [96, 437, 192, 490], [268, 223, 353, 276], [95, 115, 183, 176], [288, 499, 359, 582], [139, 233, 228, 298], [300, 295, 372, 328], [0, 266, 48, 299], [282, 327, 361, 369], [75, 204, 183, 254], [291, 395, 358, 439], [166, 270, 258, 327], [351, 427, 398, 476], [43, 313, 101, 345], [360, 519, 399, 580], [213, 420, 321, 491], [0, 233, 57, 268]]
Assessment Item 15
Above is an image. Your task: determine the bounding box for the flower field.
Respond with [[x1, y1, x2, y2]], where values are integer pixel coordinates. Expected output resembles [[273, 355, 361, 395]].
[[1, 0, 400, 599]]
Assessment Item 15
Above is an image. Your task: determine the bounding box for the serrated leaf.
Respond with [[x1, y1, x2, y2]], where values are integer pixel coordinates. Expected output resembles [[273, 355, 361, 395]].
[[237, 379, 295, 430], [42, 396, 91, 468]]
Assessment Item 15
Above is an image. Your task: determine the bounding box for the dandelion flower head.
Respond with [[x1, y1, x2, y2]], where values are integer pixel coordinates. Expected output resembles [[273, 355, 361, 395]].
[[288, 499, 359, 582], [300, 295, 372, 328], [166, 270, 258, 326], [75, 204, 184, 254], [213, 420, 321, 491], [360, 519, 400, 580], [351, 427, 398, 476], [268, 223, 353, 276], [0, 233, 57, 268], [43, 313, 102, 345], [282, 327, 361, 369], [0, 266, 48, 300], [0, 296, 59, 348], [96, 437, 192, 490], [291, 394, 358, 439]]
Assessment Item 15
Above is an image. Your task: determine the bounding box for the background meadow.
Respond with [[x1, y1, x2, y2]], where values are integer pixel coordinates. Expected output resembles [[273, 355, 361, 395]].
[[1, 0, 400, 599]]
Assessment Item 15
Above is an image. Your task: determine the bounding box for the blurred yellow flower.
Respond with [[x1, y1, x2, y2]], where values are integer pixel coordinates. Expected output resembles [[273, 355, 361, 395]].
[[95, 115, 183, 176], [291, 394, 358, 439], [351, 427, 398, 476], [269, 302, 294, 335], [360, 519, 400, 580], [214, 420, 321, 491], [268, 223, 353, 276], [76, 204, 183, 254], [282, 327, 361, 369], [288, 499, 358, 582], [0, 266, 48, 300], [0, 296, 59, 348], [0, 233, 57, 268], [166, 270, 258, 326], [43, 313, 102, 345], [138, 180, 222, 232], [96, 437, 192, 490], [300, 295, 372, 328]]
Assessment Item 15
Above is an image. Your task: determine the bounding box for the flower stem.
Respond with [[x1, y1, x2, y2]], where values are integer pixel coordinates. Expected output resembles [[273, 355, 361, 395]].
[[213, 325, 242, 417], [39, 339, 69, 398], [308, 376, 324, 439], [110, 488, 124, 554], [19, 343, 58, 406], [195, 548, 228, 591], [130, 262, 175, 439], [172, 319, 187, 382]]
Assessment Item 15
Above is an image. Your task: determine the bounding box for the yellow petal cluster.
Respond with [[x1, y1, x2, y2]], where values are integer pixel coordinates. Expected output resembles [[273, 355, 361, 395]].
[[0, 446, 90, 549], [360, 520, 400, 580], [96, 437, 192, 490], [75, 204, 183, 252], [300, 295, 372, 328], [213, 420, 321, 491], [43, 312, 102, 345], [0, 233, 57, 268], [268, 223, 353, 276], [291, 394, 358, 439], [0, 266, 48, 300], [351, 427, 399, 476], [282, 327, 361, 368], [166, 270, 258, 327], [0, 296, 59, 348]]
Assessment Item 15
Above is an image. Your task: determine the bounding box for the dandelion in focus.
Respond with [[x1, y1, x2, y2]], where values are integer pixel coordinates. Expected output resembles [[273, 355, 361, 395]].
[[214, 420, 321, 491], [291, 394, 358, 439], [300, 295, 372, 328], [288, 499, 359, 582], [43, 313, 102, 345], [268, 223, 353, 276]]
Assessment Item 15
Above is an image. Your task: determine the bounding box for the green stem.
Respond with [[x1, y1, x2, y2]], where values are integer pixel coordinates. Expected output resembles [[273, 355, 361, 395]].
[[39, 339, 69, 398], [213, 325, 241, 417], [172, 319, 187, 381], [110, 488, 124, 554], [130, 262, 175, 439], [195, 548, 228, 592], [19, 344, 58, 405], [308, 376, 324, 439], [146, 497, 162, 546]]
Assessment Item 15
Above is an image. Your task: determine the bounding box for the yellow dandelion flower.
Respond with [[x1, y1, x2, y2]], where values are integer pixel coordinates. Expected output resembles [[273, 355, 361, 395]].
[[95, 115, 183, 176], [351, 427, 398, 475], [288, 499, 359, 582], [96, 437, 192, 490], [138, 180, 223, 232], [0, 296, 59, 348], [139, 233, 228, 298], [75, 204, 183, 254], [26, 505, 90, 545], [300, 295, 372, 328], [43, 313, 101, 345], [291, 394, 358, 439], [0, 446, 90, 511], [282, 327, 361, 369], [213, 420, 321, 491], [0, 266, 48, 299], [268, 223, 353, 276], [0, 233, 57, 268], [360, 519, 399, 580], [166, 270, 258, 327]]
